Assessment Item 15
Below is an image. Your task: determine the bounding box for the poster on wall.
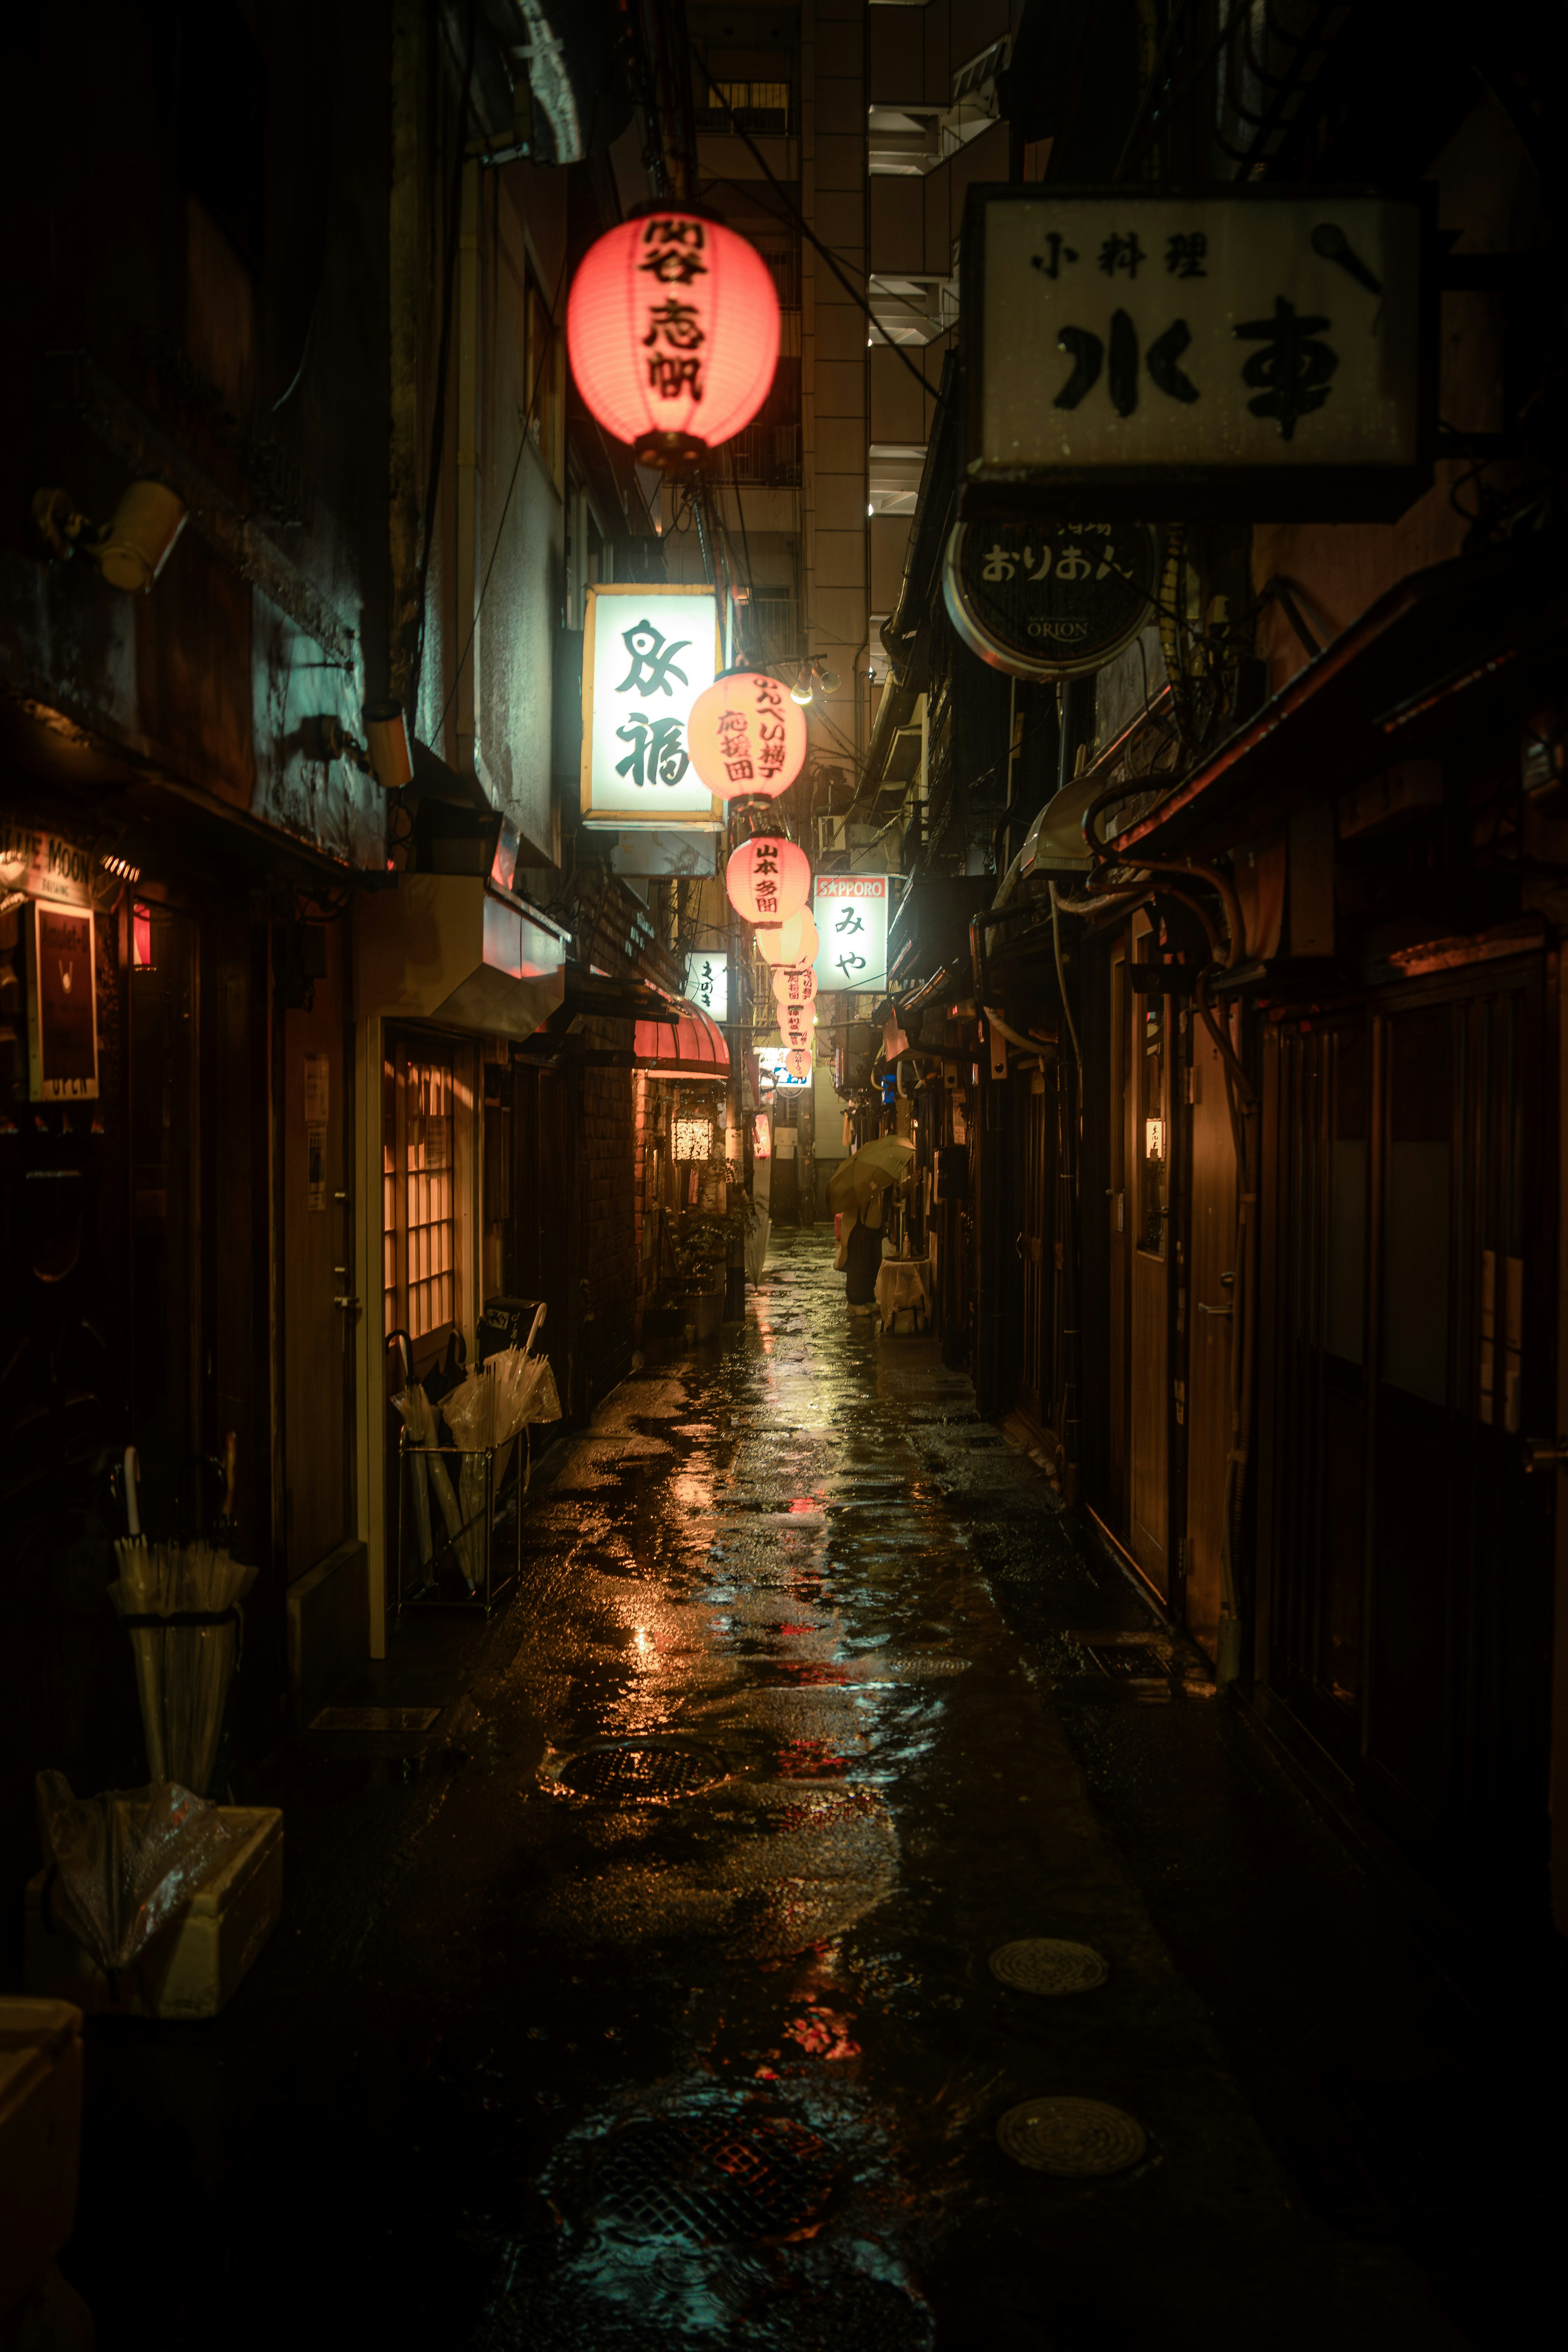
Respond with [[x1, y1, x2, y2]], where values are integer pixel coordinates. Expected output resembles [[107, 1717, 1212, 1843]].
[[684, 950, 729, 1022], [25, 900, 98, 1100], [580, 584, 723, 829], [813, 875, 889, 992], [756, 1046, 810, 1090]]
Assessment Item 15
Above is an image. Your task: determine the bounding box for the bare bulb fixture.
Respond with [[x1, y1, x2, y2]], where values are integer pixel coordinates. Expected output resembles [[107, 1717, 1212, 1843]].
[[790, 663, 814, 706], [817, 667, 841, 695], [32, 479, 187, 593]]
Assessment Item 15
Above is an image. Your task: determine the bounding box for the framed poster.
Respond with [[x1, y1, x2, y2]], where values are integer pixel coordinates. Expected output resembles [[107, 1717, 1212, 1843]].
[[580, 584, 723, 829], [963, 184, 1434, 519], [25, 899, 98, 1101]]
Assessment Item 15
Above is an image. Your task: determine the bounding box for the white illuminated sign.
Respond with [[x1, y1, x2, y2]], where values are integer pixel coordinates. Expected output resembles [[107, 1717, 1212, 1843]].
[[813, 874, 889, 992], [756, 1046, 809, 1089], [684, 950, 728, 1022], [581, 585, 722, 829]]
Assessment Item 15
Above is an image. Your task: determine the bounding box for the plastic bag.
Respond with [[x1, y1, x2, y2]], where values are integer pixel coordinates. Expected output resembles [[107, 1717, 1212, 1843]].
[[35, 1771, 239, 1977]]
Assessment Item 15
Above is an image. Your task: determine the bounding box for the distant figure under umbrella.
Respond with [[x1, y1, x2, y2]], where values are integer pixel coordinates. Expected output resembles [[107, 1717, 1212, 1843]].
[[828, 1138, 915, 1313]]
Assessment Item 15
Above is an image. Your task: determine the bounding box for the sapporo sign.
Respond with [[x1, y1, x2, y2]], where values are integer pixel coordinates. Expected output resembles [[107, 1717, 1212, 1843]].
[[962, 187, 1433, 519], [581, 584, 723, 829], [814, 875, 889, 993], [943, 518, 1157, 679]]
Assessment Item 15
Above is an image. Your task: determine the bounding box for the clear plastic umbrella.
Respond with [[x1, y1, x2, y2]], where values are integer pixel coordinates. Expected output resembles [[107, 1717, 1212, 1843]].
[[108, 1542, 258, 1797], [35, 1771, 240, 1978]]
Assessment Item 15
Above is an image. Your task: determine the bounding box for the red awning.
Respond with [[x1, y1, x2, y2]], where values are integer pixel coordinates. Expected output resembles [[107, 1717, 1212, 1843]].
[[633, 1001, 730, 1077]]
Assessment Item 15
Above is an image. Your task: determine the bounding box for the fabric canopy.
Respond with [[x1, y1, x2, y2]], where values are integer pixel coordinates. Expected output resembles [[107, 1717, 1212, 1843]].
[[633, 1001, 730, 1076]]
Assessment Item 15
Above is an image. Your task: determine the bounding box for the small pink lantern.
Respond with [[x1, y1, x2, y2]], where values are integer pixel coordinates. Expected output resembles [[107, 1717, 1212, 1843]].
[[771, 963, 817, 1005], [726, 835, 811, 925], [688, 670, 806, 801], [755, 908, 818, 967], [784, 1048, 813, 1082]]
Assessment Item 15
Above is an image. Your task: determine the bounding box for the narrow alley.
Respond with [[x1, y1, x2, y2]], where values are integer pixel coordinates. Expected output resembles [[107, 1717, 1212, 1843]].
[[59, 1233, 1540, 2350]]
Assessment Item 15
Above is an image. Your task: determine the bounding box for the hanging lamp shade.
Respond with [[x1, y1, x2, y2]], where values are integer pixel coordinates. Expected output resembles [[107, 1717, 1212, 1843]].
[[725, 835, 811, 925], [772, 963, 817, 1005], [784, 1048, 813, 1081], [566, 210, 781, 470], [687, 670, 806, 801], [755, 907, 818, 967]]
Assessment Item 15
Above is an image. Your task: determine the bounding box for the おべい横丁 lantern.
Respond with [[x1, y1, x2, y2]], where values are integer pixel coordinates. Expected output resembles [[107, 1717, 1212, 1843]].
[[725, 835, 811, 926], [755, 907, 818, 967], [687, 669, 807, 801], [771, 962, 817, 1005], [566, 212, 780, 471]]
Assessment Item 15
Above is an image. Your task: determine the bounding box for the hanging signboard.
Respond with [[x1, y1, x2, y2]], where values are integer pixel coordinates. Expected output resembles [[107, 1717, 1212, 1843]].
[[962, 186, 1433, 520], [943, 518, 1157, 679], [684, 949, 729, 1022], [0, 815, 95, 909], [25, 900, 98, 1100], [756, 1046, 810, 1089], [580, 584, 724, 829], [813, 875, 889, 993]]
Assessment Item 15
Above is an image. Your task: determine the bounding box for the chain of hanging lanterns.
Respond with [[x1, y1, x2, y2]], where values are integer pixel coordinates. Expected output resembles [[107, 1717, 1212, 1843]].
[[564, 155, 818, 1088]]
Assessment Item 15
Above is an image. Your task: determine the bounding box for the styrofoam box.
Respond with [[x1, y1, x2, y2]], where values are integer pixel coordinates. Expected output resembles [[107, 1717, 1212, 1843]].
[[0, 1998, 83, 2310], [24, 1807, 283, 2020]]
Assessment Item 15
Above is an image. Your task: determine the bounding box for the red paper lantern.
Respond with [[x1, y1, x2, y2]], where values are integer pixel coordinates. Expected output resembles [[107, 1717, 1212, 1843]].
[[756, 908, 818, 967], [784, 1048, 813, 1081], [688, 670, 806, 801], [726, 836, 811, 925], [772, 963, 817, 1005], [566, 211, 780, 470]]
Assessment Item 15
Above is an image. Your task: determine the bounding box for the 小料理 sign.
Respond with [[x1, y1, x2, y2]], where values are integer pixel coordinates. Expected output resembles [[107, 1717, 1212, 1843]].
[[943, 518, 1156, 679], [814, 875, 889, 993], [963, 187, 1432, 519], [581, 584, 723, 829]]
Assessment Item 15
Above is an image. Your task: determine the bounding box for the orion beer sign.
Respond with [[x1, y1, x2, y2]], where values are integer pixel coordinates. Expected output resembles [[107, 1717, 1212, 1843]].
[[813, 875, 889, 992], [580, 584, 723, 828]]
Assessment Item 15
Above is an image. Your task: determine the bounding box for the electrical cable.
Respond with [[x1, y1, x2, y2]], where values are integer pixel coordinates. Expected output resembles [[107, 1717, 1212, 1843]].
[[690, 58, 938, 405]]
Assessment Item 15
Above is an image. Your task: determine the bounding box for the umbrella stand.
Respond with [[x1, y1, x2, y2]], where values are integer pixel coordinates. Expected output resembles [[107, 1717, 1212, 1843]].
[[394, 1437, 523, 1619]]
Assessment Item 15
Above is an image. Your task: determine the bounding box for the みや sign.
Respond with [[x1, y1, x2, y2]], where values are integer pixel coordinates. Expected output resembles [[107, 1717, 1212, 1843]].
[[813, 875, 889, 993], [964, 186, 1432, 519], [581, 585, 722, 828], [25, 901, 98, 1100]]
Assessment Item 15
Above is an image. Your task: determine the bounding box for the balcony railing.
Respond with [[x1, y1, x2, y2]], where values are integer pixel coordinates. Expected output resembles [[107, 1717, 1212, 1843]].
[[727, 419, 802, 487], [695, 80, 790, 136]]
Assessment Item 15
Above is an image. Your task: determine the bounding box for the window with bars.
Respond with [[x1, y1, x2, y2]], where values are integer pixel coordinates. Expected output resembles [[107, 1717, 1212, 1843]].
[[383, 1040, 459, 1345]]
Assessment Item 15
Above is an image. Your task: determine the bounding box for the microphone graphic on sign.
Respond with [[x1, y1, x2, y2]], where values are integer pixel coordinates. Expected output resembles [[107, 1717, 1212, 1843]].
[[59, 961, 74, 994]]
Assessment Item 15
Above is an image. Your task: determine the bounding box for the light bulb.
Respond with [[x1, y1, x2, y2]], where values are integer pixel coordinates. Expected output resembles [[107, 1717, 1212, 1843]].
[[818, 668, 840, 694], [790, 663, 813, 706]]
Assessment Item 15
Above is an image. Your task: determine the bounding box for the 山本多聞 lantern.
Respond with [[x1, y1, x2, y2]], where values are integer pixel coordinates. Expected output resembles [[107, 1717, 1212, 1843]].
[[566, 211, 781, 470], [756, 908, 818, 967], [687, 669, 806, 801], [725, 836, 811, 925]]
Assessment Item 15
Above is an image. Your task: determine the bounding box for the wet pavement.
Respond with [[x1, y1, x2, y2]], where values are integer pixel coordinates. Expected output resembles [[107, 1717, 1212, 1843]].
[[58, 1230, 1544, 2348]]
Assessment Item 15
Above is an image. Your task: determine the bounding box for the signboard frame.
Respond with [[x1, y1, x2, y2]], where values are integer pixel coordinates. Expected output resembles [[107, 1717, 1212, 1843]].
[[25, 898, 99, 1101], [813, 874, 890, 994], [580, 583, 724, 831], [684, 949, 729, 1023], [961, 181, 1437, 522]]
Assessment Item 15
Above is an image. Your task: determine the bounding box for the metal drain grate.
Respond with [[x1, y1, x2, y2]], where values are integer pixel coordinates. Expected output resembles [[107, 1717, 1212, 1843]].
[[554, 1744, 717, 1802], [1085, 1643, 1168, 1682], [310, 1706, 439, 1732], [594, 2112, 835, 2243]]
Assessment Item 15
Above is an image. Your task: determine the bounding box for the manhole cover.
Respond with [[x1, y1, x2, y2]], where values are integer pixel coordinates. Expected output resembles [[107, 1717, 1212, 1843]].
[[1085, 1643, 1167, 1681], [996, 2096, 1146, 2176], [989, 1938, 1108, 1996], [552, 1743, 719, 1802], [310, 1706, 439, 1733], [594, 2111, 835, 2243]]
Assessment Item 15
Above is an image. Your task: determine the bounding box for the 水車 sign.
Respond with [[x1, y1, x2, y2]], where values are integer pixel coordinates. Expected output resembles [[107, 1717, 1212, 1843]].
[[963, 186, 1432, 519], [581, 585, 723, 829]]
